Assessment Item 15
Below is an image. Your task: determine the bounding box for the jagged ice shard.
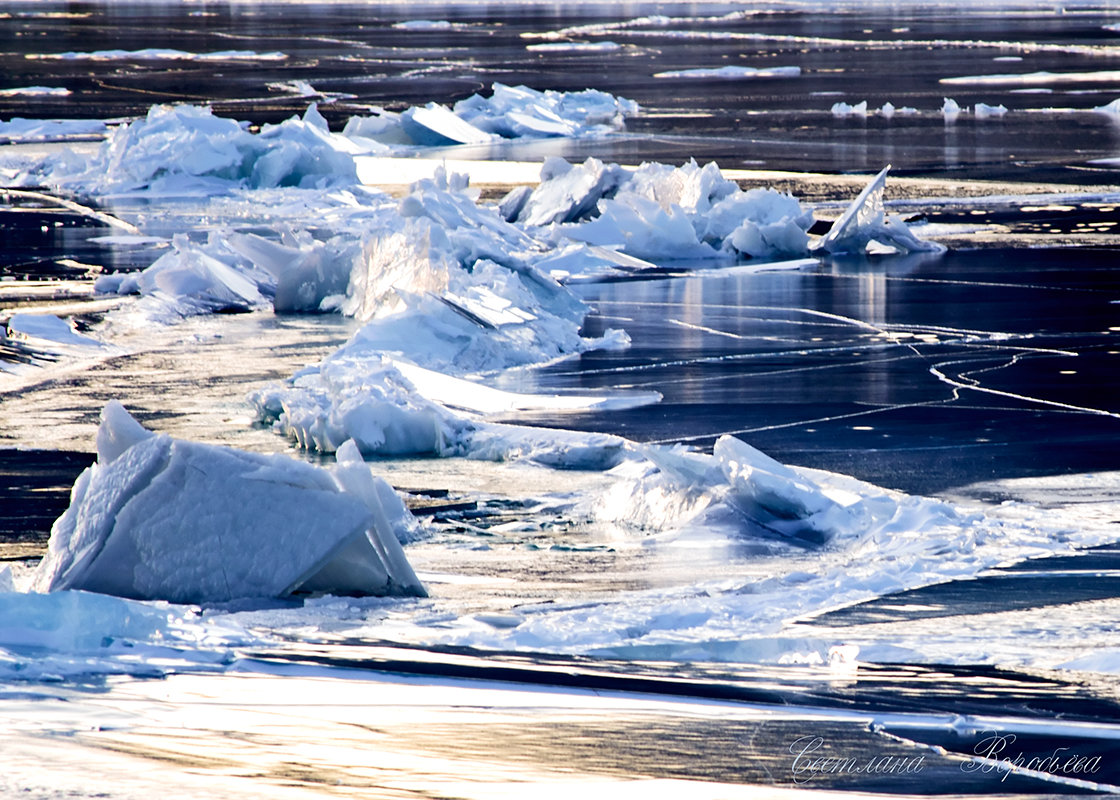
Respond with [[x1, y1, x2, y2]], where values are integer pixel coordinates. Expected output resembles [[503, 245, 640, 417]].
[[813, 165, 947, 256], [32, 401, 425, 604]]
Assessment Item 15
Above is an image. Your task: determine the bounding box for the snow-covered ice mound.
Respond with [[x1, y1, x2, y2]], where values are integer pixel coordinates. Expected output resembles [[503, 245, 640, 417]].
[[33, 401, 425, 604]]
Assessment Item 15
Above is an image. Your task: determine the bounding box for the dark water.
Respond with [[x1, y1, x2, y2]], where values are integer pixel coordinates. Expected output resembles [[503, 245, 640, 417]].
[[500, 243, 1120, 495], [3, 1, 1120, 179]]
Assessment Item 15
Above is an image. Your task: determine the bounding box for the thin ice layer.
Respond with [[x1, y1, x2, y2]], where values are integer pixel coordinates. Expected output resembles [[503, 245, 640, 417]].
[[33, 401, 425, 604]]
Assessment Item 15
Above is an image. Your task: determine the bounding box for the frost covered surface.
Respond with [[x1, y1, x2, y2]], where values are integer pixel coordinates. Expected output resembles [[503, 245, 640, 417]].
[[33, 401, 425, 604]]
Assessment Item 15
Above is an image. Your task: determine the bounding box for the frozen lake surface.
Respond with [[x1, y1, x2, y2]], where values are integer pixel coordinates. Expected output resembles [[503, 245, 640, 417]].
[[3, 1, 1120, 797]]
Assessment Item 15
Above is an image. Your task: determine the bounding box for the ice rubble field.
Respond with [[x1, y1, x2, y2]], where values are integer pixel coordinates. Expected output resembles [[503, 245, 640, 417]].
[[2, 85, 1120, 681]]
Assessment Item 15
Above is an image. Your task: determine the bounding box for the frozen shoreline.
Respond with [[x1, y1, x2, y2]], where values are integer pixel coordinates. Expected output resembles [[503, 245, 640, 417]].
[[4, 2, 1120, 794]]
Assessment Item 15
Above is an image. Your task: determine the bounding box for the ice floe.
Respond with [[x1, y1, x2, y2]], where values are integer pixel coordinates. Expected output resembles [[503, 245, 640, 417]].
[[0, 86, 71, 97], [33, 401, 425, 604], [975, 102, 1009, 119], [831, 100, 868, 118], [28, 48, 288, 62], [654, 65, 801, 79], [5, 314, 106, 349], [942, 69, 1120, 86], [0, 117, 106, 142], [526, 42, 622, 53]]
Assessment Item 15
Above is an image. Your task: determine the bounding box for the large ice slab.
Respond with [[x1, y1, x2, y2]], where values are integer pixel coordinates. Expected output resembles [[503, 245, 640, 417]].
[[33, 402, 425, 604]]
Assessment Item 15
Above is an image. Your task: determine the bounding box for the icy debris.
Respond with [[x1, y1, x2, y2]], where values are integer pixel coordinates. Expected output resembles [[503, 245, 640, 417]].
[[224, 227, 357, 313], [515, 156, 628, 227], [584, 435, 881, 546], [250, 351, 645, 462], [532, 242, 657, 281], [813, 165, 946, 256], [37, 104, 361, 196], [339, 83, 637, 148], [975, 102, 1008, 119], [876, 102, 917, 119], [942, 69, 1120, 87], [96, 232, 270, 317], [654, 65, 801, 79], [0, 590, 174, 653], [392, 19, 456, 30], [395, 168, 540, 270], [33, 401, 425, 604], [716, 435, 864, 546], [831, 100, 868, 118], [565, 190, 724, 260], [251, 355, 466, 456], [512, 157, 813, 261]]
